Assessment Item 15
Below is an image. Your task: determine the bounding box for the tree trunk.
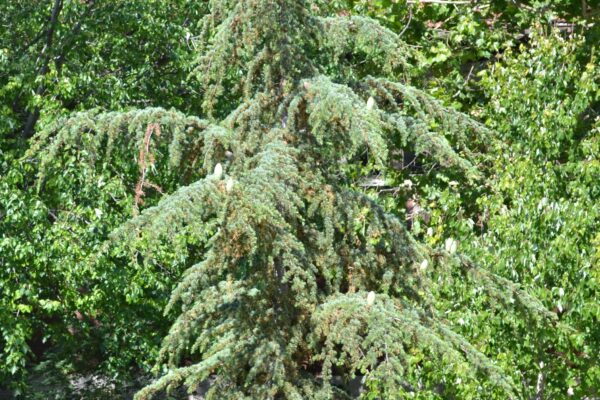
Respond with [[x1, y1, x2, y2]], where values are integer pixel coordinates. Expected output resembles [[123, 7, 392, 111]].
[[22, 0, 63, 139]]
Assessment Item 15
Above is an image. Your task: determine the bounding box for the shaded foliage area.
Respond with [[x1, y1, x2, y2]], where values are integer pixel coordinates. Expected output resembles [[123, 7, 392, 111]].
[[1, 1, 207, 395], [0, 0, 206, 141]]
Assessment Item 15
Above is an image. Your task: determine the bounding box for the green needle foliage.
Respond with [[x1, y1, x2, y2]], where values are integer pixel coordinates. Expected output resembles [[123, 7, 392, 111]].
[[23, 1, 556, 398]]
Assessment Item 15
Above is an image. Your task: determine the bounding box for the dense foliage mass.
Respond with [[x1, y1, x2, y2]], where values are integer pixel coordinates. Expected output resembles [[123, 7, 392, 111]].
[[1, 1, 598, 399]]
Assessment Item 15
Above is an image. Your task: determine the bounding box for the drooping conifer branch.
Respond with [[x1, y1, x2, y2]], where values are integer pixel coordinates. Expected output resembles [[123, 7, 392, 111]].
[[26, 0, 556, 398]]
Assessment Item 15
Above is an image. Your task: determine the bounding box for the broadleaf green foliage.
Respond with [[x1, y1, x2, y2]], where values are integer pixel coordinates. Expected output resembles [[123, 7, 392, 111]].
[[415, 27, 600, 399], [469, 29, 600, 398], [0, 1, 208, 394], [0, 0, 206, 142]]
